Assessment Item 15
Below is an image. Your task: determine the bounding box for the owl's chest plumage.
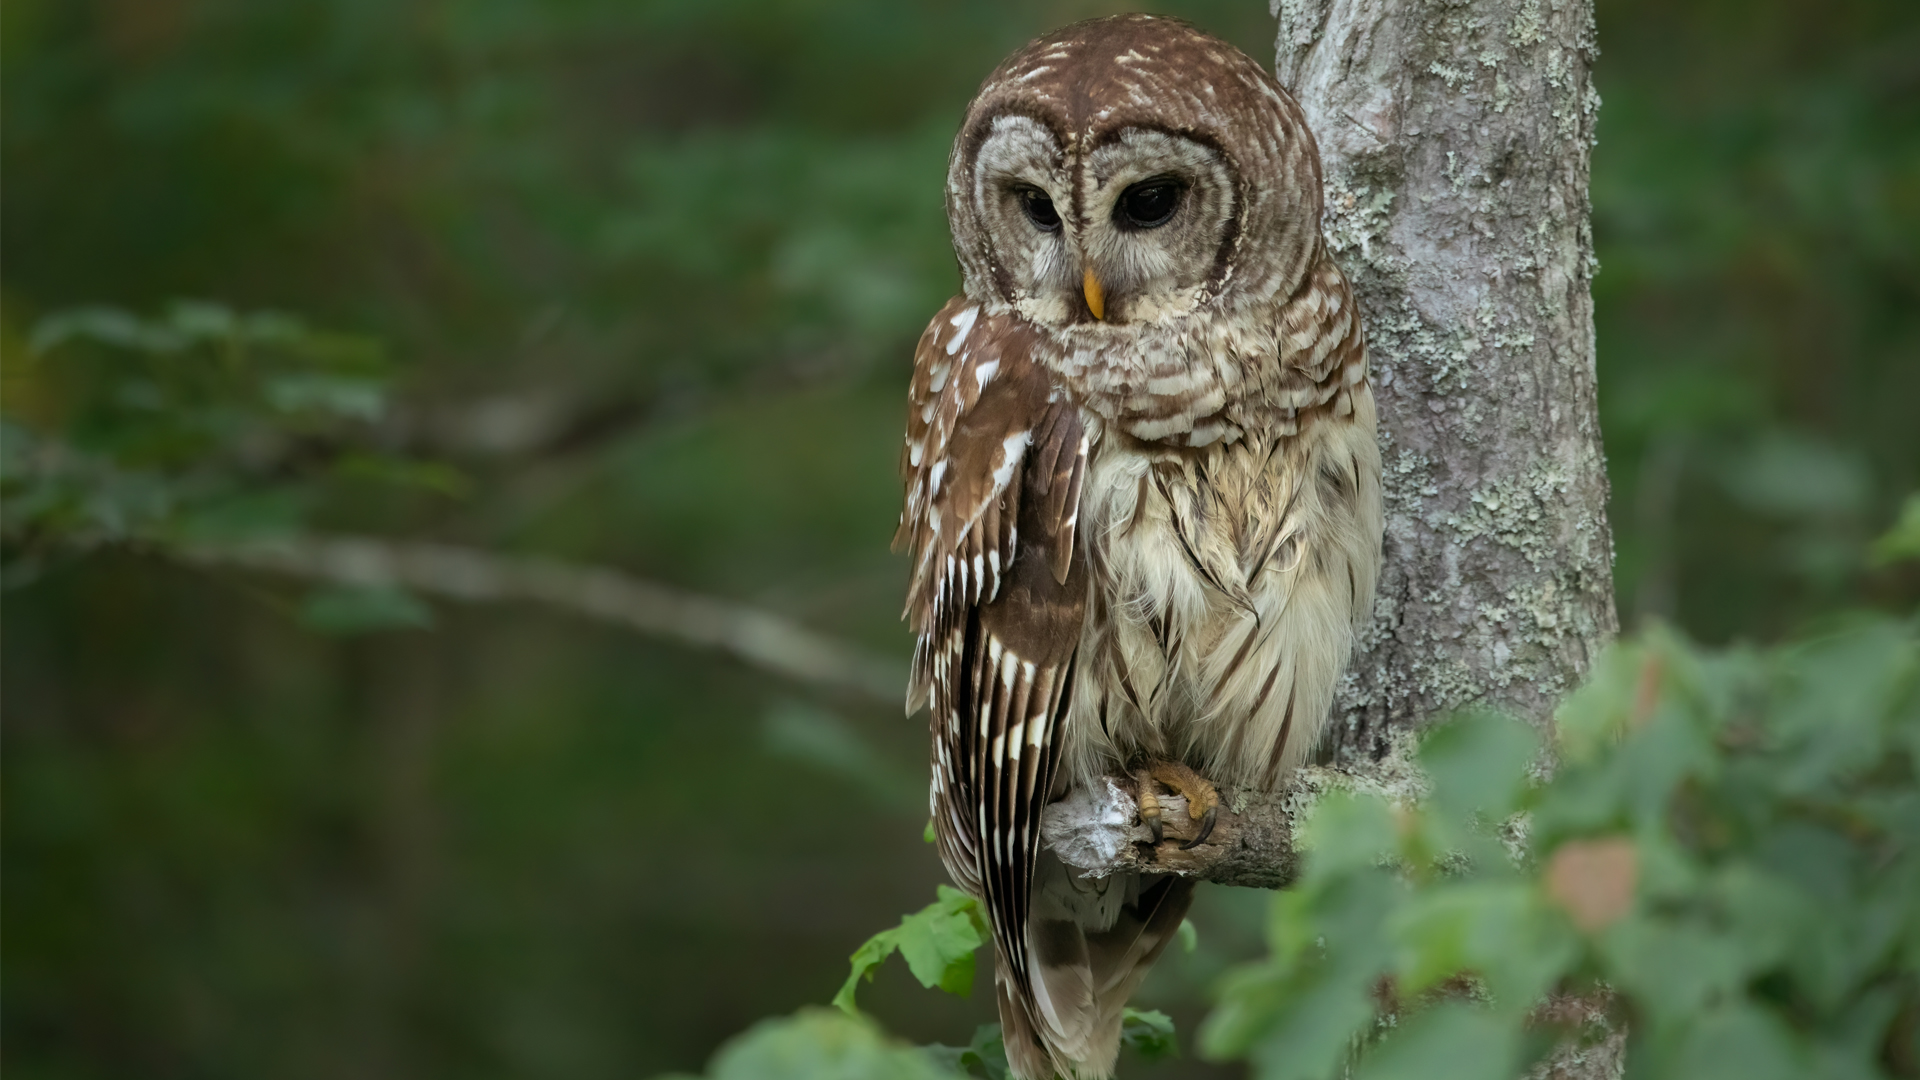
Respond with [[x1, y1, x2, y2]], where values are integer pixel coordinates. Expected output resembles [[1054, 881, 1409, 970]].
[[898, 276, 1383, 799], [1059, 387, 1382, 791]]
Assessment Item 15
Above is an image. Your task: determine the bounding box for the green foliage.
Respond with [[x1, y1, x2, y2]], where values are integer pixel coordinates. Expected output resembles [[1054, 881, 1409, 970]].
[[297, 584, 434, 634], [1202, 617, 1920, 1080], [834, 885, 990, 1015], [1, 301, 441, 580], [1120, 1007, 1181, 1063], [833, 894, 1188, 1076], [1176, 917, 1199, 955], [922, 1003, 1179, 1078], [929, 1023, 1012, 1080], [1875, 496, 1920, 567], [660, 1008, 968, 1080], [1592, 0, 1920, 634], [3, 0, 1915, 1076]]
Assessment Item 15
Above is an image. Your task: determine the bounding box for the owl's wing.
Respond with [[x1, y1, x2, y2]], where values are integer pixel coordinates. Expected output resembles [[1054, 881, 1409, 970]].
[[895, 297, 1089, 1026]]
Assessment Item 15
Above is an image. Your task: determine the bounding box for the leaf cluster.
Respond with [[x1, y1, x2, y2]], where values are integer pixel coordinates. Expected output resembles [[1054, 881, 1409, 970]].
[[1202, 617, 1920, 1080], [660, 1008, 969, 1080], [832, 884, 989, 1015], [827, 882, 1183, 1078], [1, 303, 456, 626]]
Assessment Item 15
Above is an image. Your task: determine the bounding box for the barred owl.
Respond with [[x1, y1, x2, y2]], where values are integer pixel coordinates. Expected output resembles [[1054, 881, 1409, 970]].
[[896, 16, 1382, 1079]]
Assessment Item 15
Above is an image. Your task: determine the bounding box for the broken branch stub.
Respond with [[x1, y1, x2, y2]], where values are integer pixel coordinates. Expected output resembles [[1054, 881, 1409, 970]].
[[1040, 775, 1309, 891]]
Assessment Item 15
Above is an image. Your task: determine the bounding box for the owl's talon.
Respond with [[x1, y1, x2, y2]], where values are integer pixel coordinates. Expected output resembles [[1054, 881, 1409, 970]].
[[1137, 759, 1221, 849], [1134, 769, 1165, 843], [1180, 804, 1218, 850]]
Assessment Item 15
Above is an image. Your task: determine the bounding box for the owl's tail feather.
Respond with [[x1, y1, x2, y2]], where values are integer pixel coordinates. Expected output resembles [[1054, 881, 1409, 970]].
[[997, 867, 1196, 1080]]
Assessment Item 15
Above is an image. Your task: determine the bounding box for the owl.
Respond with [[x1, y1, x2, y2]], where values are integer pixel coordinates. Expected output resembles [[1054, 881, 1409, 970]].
[[896, 15, 1382, 1080]]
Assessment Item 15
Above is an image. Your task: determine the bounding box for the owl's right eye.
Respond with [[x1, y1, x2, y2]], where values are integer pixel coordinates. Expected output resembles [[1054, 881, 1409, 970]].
[[1016, 187, 1062, 233]]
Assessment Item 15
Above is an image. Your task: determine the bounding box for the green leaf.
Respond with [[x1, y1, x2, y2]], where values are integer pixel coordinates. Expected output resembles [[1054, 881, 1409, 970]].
[[1177, 918, 1198, 954], [334, 453, 473, 498], [1391, 882, 1574, 1004], [1240, 980, 1377, 1080], [168, 489, 309, 544], [1870, 494, 1920, 565], [1203, 883, 1386, 1068], [265, 374, 387, 420], [30, 305, 188, 354], [298, 586, 433, 634], [1355, 1003, 1520, 1080], [1120, 1008, 1178, 1062], [1554, 639, 1652, 764], [1717, 432, 1870, 521], [8, 303, 407, 569], [928, 1023, 1008, 1080], [1771, 620, 1915, 793], [896, 888, 987, 996], [1418, 711, 1542, 827], [167, 300, 242, 343], [831, 928, 900, 1017], [832, 885, 986, 1016], [1599, 912, 1746, 1020], [1297, 792, 1400, 878], [1666, 1003, 1807, 1080], [687, 1008, 969, 1080]]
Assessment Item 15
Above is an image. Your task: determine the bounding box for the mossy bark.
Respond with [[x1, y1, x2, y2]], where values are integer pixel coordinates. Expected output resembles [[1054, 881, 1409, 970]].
[[1283, 3, 1624, 1074], [1276, 0, 1616, 759]]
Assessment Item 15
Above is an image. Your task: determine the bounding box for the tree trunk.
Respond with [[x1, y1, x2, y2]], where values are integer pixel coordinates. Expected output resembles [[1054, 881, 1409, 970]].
[[1285, 4, 1625, 1076], [1044, 0, 1616, 882], [1045, 9, 1623, 1070], [1277, 0, 1617, 758]]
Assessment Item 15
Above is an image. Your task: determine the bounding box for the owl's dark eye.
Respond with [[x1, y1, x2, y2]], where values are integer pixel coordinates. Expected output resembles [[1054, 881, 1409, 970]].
[[1116, 178, 1183, 229], [1017, 186, 1062, 233]]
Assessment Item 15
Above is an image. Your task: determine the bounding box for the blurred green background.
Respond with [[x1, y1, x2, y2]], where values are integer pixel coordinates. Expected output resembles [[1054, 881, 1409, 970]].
[[2, 0, 1915, 1077]]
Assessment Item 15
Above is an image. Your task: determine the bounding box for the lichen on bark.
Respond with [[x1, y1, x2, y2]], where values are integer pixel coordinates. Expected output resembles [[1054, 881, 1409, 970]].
[[1276, 0, 1617, 761]]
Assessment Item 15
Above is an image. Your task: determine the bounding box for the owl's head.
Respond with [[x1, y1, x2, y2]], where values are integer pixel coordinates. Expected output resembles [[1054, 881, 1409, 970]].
[[946, 15, 1324, 332]]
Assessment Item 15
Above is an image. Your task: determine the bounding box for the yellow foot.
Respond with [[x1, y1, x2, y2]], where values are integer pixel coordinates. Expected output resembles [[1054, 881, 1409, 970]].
[[1132, 760, 1221, 850]]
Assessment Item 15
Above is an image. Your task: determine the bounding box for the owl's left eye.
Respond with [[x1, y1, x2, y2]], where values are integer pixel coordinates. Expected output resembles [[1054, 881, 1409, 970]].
[[1115, 178, 1184, 229]]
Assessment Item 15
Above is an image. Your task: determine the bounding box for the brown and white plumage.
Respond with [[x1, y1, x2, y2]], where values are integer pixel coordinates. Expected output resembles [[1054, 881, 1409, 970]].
[[896, 16, 1382, 1079]]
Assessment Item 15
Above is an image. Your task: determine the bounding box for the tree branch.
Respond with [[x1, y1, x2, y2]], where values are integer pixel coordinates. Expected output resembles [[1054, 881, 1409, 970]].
[[1039, 755, 1427, 890], [1040, 777, 1304, 889], [185, 534, 907, 705]]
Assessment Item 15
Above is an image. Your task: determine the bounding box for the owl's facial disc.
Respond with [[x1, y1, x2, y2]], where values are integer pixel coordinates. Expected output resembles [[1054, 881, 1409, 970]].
[[1076, 129, 1235, 325], [971, 116, 1082, 326], [970, 118, 1236, 329]]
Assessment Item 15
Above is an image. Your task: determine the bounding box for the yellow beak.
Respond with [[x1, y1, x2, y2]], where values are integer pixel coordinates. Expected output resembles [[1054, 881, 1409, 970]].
[[1083, 266, 1105, 321]]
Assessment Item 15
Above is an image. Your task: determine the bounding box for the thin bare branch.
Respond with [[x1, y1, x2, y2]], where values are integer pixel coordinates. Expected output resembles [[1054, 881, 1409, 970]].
[[186, 534, 906, 704]]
